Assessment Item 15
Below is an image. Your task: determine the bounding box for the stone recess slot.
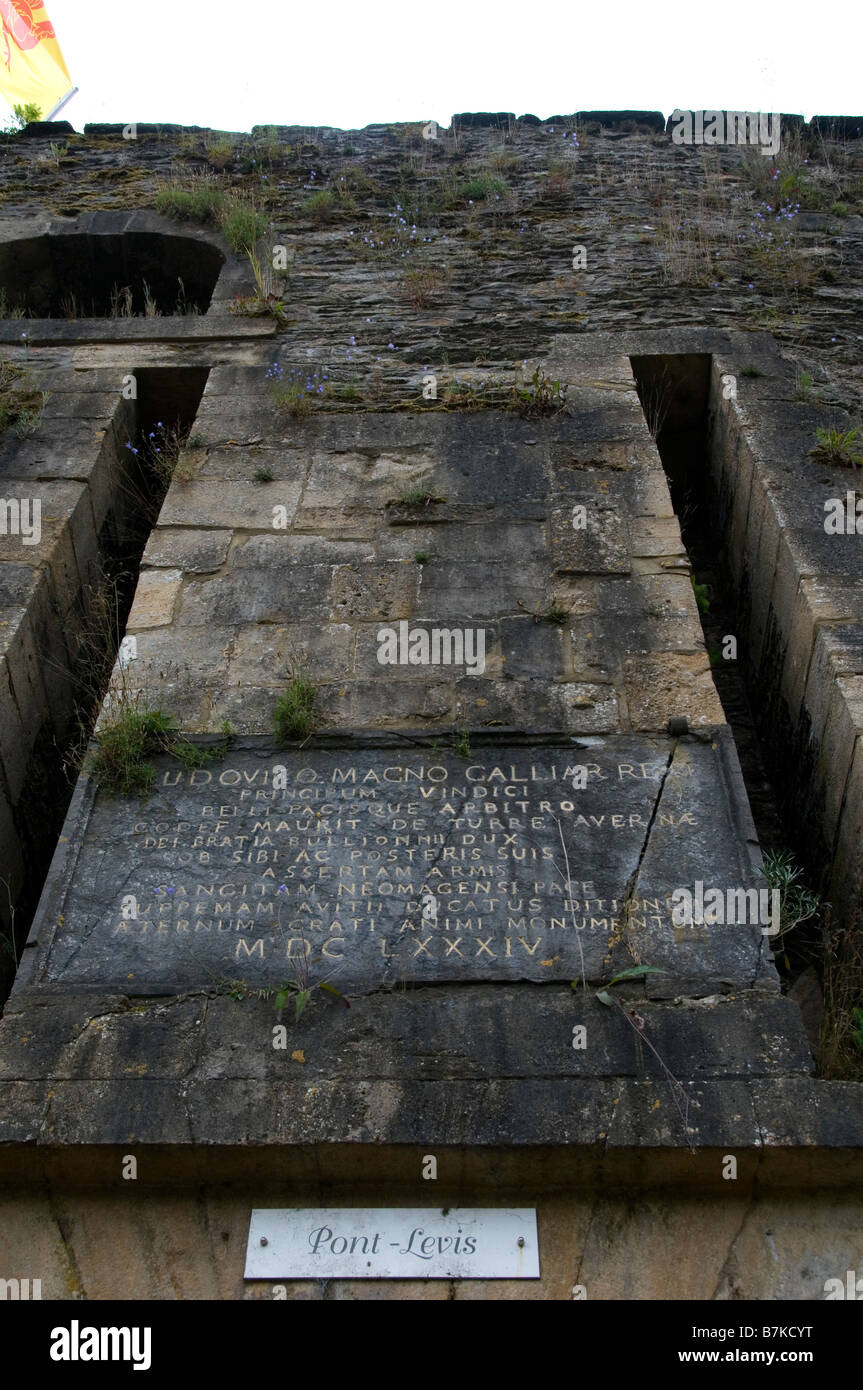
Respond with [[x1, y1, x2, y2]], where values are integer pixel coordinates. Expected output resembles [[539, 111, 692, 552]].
[[0, 231, 224, 318], [0, 366, 209, 996], [630, 352, 784, 834], [133, 367, 211, 455], [630, 347, 861, 962]]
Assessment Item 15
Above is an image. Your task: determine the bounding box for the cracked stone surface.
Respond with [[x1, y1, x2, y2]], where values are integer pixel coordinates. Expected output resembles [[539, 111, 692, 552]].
[[21, 734, 775, 994], [1, 115, 863, 1299]]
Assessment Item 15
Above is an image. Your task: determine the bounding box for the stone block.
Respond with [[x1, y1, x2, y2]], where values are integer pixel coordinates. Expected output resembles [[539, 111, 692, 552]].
[[160, 480, 302, 530], [416, 560, 548, 620], [330, 561, 416, 621], [142, 527, 233, 573], [629, 515, 686, 561], [500, 617, 569, 680], [127, 569, 182, 629], [623, 653, 724, 729], [227, 623, 355, 686], [550, 505, 630, 573]]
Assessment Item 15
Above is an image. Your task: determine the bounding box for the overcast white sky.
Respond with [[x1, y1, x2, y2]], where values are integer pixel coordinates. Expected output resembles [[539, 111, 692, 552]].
[[28, 1, 863, 130]]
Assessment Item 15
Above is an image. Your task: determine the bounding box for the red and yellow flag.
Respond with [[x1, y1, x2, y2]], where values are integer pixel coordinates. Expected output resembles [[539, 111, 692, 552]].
[[0, 1, 73, 119]]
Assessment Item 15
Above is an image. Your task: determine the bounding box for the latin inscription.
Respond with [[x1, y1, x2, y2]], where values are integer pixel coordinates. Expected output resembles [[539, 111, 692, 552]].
[[37, 740, 759, 990]]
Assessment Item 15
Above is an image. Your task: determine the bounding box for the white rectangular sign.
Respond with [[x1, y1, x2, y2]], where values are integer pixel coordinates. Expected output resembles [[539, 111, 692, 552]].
[[244, 1208, 539, 1279]]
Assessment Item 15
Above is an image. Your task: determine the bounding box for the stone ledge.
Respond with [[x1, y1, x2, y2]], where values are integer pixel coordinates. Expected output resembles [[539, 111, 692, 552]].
[[0, 984, 812, 1083], [0, 1078, 860, 1172], [0, 318, 275, 345]]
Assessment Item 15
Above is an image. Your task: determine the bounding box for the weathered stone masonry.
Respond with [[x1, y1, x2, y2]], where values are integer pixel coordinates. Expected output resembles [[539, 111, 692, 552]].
[[0, 113, 862, 1299]]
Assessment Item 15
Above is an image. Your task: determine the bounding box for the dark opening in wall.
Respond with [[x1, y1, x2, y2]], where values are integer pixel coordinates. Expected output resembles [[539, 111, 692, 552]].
[[0, 232, 224, 318], [127, 366, 211, 513], [630, 353, 784, 850], [0, 367, 209, 1002], [632, 352, 863, 1079]]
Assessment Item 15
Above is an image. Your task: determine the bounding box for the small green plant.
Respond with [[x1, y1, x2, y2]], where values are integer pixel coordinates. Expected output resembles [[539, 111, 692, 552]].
[[89, 707, 232, 795], [0, 395, 45, 438], [228, 247, 287, 323], [452, 176, 507, 204], [272, 378, 313, 419], [187, 433, 206, 449], [227, 978, 255, 1002], [739, 363, 763, 378], [274, 673, 317, 742], [518, 598, 569, 625], [219, 199, 267, 254], [141, 281, 160, 318], [269, 363, 326, 419], [508, 366, 569, 419], [271, 921, 349, 1020], [831, 201, 849, 217], [544, 603, 569, 625], [810, 426, 863, 470], [89, 708, 169, 795], [692, 580, 710, 614], [205, 135, 236, 169], [332, 379, 360, 402], [273, 975, 347, 1022], [0, 360, 47, 438], [389, 488, 447, 509], [251, 126, 287, 165], [794, 369, 820, 404], [222, 920, 349, 1022], [170, 739, 212, 772], [414, 549, 431, 564], [761, 849, 823, 957], [852, 1007, 863, 1053], [488, 149, 520, 175], [178, 278, 199, 316], [583, 963, 665, 1008], [302, 189, 337, 221], [249, 243, 288, 296], [398, 266, 445, 308], [253, 464, 274, 482], [125, 421, 187, 491], [453, 729, 471, 758], [155, 175, 225, 225]]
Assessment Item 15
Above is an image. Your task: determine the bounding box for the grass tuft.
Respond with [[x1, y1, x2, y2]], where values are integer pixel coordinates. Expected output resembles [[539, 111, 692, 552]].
[[274, 674, 317, 742], [89, 708, 229, 795], [809, 426, 862, 469]]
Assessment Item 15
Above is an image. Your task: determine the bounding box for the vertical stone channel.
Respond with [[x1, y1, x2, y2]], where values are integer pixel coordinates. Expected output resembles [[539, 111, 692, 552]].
[[630, 353, 786, 852], [0, 365, 209, 999], [629, 349, 850, 1042]]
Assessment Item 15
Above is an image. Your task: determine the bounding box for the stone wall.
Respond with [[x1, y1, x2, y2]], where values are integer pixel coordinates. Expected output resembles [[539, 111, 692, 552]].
[[1, 112, 862, 1301]]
